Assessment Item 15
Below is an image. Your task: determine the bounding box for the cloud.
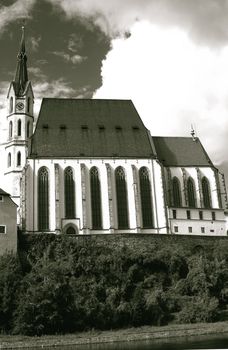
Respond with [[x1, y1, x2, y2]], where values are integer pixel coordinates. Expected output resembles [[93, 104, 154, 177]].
[[46, 0, 228, 46], [52, 50, 87, 64], [94, 21, 228, 165], [67, 33, 83, 53], [0, 75, 90, 144], [0, 0, 36, 34], [36, 59, 48, 65], [29, 35, 41, 52], [28, 66, 47, 81], [33, 78, 75, 99], [0, 81, 10, 144], [32, 78, 92, 114]]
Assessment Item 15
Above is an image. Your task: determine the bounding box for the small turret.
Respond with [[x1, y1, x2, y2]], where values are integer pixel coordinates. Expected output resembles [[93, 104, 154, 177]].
[[190, 124, 196, 142]]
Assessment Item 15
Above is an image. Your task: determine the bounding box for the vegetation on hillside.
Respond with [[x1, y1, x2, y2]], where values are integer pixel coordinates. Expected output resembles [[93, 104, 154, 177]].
[[0, 235, 228, 335]]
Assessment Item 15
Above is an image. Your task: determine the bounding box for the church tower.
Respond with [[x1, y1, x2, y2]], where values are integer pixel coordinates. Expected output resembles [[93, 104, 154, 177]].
[[4, 26, 34, 213]]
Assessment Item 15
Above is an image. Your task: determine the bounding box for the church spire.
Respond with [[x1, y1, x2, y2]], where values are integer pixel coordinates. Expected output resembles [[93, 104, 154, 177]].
[[14, 26, 28, 96]]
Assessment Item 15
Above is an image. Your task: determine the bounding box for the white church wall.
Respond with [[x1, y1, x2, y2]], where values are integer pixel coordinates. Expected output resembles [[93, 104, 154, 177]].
[[24, 164, 34, 231], [199, 167, 220, 208], [169, 168, 185, 205], [25, 157, 165, 234], [169, 166, 221, 209], [125, 163, 137, 230], [151, 160, 167, 233], [169, 208, 226, 235], [183, 168, 201, 207], [99, 163, 111, 230]]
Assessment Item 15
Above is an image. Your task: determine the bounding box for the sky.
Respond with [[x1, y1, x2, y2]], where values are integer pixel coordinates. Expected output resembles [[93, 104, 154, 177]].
[[1, 0, 228, 171]]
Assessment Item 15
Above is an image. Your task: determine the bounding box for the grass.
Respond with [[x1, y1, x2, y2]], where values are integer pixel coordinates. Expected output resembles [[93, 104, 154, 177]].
[[0, 322, 228, 348]]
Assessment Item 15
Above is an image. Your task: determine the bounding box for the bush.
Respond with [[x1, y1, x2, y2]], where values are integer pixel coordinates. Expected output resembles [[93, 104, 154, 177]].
[[0, 253, 23, 332], [1, 235, 228, 335], [13, 258, 77, 335], [177, 296, 219, 323]]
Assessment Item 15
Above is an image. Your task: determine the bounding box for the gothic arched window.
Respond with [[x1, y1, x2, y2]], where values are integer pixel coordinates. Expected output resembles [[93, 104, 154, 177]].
[[202, 177, 212, 208], [64, 167, 75, 218], [187, 177, 196, 208], [17, 119, 21, 136], [172, 177, 182, 207], [90, 166, 102, 229], [10, 97, 13, 113], [9, 121, 13, 138], [139, 167, 154, 228], [17, 151, 21, 166], [7, 153, 11, 168], [38, 167, 49, 231], [115, 166, 129, 229], [27, 121, 30, 138], [27, 97, 30, 113]]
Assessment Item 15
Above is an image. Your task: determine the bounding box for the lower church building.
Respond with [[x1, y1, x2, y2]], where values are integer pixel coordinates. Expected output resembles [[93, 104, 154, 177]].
[[1, 28, 227, 238]]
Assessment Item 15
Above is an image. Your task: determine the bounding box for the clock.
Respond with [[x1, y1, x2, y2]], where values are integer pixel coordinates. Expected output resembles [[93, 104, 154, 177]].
[[16, 102, 24, 111]]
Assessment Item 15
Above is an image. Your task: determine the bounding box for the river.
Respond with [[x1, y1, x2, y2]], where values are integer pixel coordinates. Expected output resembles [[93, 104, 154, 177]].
[[29, 333, 228, 349]]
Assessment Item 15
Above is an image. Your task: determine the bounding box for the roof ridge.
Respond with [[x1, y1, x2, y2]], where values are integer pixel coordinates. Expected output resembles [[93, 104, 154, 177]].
[[41, 98, 133, 102]]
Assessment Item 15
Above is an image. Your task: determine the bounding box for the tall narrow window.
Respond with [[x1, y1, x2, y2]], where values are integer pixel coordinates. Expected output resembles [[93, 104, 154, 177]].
[[27, 121, 30, 138], [10, 97, 13, 113], [9, 121, 13, 138], [7, 153, 11, 168], [172, 177, 182, 207], [27, 97, 30, 113], [17, 119, 21, 136], [38, 167, 49, 231], [115, 166, 129, 229], [187, 177, 196, 208], [139, 167, 154, 228], [64, 166, 75, 218], [202, 177, 211, 208], [90, 166, 102, 229], [17, 151, 21, 166]]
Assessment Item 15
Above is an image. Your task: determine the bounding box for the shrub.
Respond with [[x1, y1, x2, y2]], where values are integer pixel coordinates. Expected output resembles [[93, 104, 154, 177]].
[[0, 253, 23, 332]]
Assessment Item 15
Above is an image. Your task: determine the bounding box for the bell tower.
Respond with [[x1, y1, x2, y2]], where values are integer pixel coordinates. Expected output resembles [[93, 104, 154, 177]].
[[4, 26, 34, 215]]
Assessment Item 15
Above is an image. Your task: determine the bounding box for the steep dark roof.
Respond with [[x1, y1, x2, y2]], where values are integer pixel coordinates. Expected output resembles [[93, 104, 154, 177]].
[[29, 98, 155, 158], [14, 27, 29, 96], [153, 137, 213, 166], [0, 188, 10, 196]]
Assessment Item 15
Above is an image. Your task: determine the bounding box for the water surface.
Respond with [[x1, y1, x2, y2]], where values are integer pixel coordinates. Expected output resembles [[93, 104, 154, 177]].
[[29, 332, 228, 350]]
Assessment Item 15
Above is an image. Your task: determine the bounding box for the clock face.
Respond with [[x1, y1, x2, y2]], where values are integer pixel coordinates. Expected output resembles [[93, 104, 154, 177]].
[[16, 102, 24, 111]]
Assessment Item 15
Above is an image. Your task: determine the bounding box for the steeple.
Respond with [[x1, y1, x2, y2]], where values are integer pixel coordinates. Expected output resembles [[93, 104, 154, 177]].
[[14, 26, 28, 96], [4, 25, 34, 218]]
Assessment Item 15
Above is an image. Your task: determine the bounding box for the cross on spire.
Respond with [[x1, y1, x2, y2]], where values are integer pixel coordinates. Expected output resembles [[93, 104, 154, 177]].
[[14, 25, 28, 96]]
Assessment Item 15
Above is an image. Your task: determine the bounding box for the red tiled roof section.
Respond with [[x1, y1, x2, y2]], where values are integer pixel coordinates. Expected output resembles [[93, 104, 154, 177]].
[[153, 136, 213, 167], [29, 98, 155, 158]]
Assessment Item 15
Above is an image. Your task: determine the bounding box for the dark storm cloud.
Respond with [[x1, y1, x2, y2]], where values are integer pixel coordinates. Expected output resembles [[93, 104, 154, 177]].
[[0, 0, 36, 33], [2, 0, 228, 46], [45, 0, 228, 46], [67, 33, 83, 53], [0, 0, 110, 98]]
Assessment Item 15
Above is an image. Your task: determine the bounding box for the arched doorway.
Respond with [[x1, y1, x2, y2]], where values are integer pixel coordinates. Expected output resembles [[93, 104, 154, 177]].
[[63, 223, 78, 235], [66, 226, 76, 235]]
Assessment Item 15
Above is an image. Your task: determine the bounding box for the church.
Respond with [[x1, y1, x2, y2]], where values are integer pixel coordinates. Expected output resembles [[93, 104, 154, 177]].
[[1, 28, 227, 237]]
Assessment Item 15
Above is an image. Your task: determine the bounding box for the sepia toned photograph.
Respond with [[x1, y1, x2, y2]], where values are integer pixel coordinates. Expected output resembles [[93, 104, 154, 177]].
[[0, 0, 228, 349]]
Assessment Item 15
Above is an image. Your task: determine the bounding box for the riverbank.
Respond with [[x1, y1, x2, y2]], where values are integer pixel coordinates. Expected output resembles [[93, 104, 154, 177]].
[[1, 322, 228, 349]]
